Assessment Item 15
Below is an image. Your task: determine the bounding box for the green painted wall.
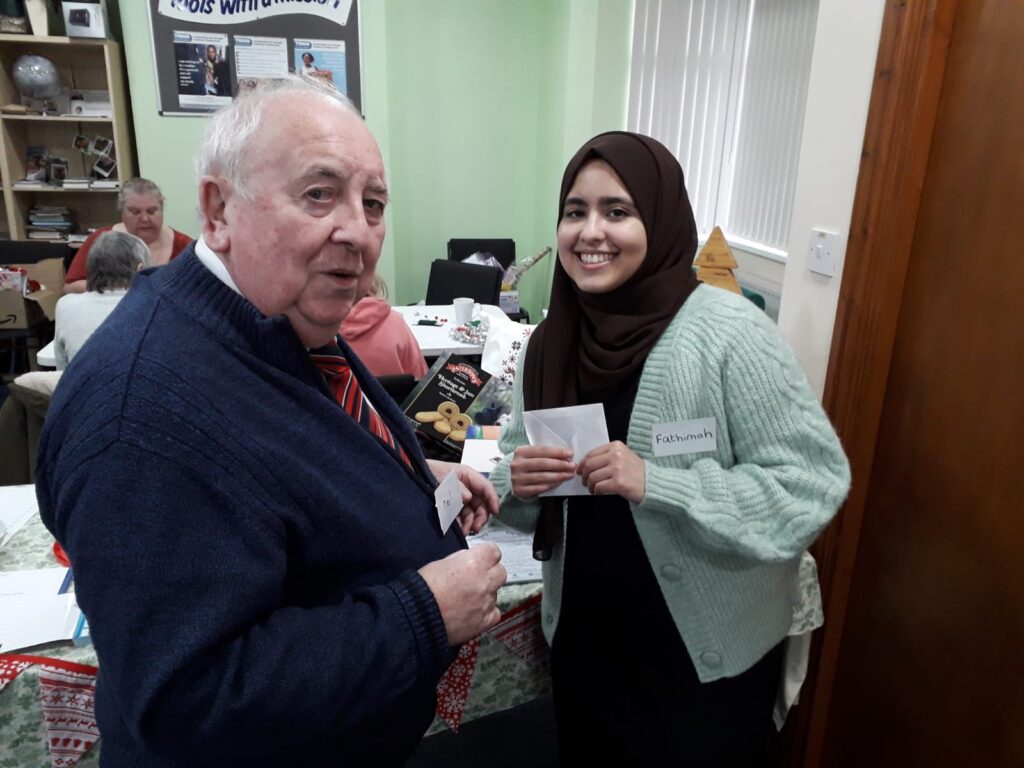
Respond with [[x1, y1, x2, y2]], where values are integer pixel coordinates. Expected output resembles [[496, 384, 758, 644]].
[[114, 0, 632, 320]]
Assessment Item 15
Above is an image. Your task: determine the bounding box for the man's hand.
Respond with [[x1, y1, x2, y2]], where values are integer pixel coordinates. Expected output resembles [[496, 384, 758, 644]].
[[576, 441, 646, 503], [510, 445, 576, 499], [418, 544, 507, 645], [427, 460, 499, 535]]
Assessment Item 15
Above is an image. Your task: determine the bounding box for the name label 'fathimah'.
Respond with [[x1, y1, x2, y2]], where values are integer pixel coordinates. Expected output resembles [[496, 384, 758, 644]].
[[651, 418, 717, 457]]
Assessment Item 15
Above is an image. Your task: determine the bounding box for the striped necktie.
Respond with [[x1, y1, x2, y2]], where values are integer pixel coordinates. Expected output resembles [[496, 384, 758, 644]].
[[310, 341, 412, 468]]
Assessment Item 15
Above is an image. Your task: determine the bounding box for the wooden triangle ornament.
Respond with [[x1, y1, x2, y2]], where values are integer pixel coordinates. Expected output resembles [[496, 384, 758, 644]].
[[694, 226, 739, 269]]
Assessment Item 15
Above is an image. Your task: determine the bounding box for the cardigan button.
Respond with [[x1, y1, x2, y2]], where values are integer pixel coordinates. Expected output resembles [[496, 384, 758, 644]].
[[700, 651, 722, 668], [660, 564, 682, 581], [544, 612, 554, 627]]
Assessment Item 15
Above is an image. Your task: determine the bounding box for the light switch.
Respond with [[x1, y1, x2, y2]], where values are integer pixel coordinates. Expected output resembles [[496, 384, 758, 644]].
[[807, 228, 840, 277]]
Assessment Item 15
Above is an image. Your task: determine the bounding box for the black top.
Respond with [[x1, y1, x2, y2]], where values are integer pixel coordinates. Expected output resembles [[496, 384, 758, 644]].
[[557, 373, 685, 652]]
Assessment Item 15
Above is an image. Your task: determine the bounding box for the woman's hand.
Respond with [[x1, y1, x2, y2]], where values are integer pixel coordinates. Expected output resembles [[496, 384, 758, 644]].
[[510, 446, 576, 500], [427, 460, 499, 535], [577, 441, 646, 504]]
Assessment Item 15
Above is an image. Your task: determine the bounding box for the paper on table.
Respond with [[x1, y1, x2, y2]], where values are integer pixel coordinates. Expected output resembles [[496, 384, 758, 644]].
[[460, 438, 502, 476], [0, 593, 81, 653], [0, 484, 38, 547], [467, 522, 542, 583], [523, 403, 609, 496], [0, 568, 70, 598]]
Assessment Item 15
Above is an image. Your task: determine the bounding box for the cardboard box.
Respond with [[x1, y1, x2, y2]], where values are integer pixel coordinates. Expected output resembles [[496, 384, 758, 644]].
[[61, 1, 109, 39], [499, 290, 520, 314], [0, 259, 64, 330]]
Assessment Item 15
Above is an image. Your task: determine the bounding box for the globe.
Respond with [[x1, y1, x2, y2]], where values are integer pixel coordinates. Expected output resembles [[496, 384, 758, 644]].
[[12, 55, 61, 100]]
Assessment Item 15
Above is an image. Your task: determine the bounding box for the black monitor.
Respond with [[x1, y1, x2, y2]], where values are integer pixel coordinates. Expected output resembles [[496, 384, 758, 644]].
[[0, 241, 70, 266]]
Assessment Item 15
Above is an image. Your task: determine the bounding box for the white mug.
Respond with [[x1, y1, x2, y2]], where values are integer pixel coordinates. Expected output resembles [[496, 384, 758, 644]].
[[453, 297, 474, 325]]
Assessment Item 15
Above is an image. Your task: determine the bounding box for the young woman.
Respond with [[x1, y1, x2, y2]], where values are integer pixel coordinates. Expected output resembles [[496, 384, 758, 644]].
[[491, 131, 850, 765]]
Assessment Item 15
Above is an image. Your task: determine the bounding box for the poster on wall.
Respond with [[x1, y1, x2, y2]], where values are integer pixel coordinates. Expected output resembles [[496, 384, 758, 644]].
[[294, 39, 346, 93], [173, 31, 232, 110], [147, 0, 361, 116], [234, 35, 289, 93]]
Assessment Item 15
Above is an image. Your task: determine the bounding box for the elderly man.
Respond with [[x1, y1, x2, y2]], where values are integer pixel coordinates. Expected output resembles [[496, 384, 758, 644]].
[[37, 77, 506, 767]]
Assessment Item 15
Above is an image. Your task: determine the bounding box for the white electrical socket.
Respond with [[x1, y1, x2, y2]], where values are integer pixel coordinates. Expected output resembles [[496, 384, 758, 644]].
[[807, 228, 840, 277]]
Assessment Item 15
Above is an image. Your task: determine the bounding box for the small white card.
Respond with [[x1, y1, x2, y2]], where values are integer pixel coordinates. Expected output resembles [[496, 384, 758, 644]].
[[434, 470, 462, 534], [651, 417, 718, 457]]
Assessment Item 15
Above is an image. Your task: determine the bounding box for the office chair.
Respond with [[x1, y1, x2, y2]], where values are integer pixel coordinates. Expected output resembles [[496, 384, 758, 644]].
[[447, 238, 516, 271], [424, 259, 502, 306]]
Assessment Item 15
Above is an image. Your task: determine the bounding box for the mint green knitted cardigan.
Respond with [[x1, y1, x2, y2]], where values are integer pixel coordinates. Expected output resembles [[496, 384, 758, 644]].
[[490, 284, 851, 682]]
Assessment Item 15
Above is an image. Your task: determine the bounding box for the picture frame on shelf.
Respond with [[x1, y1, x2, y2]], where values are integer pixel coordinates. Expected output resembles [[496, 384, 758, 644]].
[[88, 136, 113, 157], [91, 154, 116, 178], [48, 157, 69, 183], [73, 134, 90, 153], [62, 0, 110, 39], [25, 146, 49, 182]]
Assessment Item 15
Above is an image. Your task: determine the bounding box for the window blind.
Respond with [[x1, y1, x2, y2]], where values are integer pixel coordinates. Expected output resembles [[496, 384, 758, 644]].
[[628, 0, 818, 255]]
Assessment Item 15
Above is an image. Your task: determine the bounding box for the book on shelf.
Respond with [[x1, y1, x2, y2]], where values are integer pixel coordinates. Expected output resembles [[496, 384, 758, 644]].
[[26, 229, 68, 241], [27, 206, 75, 240], [62, 177, 92, 190], [90, 179, 120, 189]]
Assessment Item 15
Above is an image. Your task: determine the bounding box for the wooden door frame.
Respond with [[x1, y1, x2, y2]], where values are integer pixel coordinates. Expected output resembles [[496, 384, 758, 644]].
[[785, 1, 962, 765]]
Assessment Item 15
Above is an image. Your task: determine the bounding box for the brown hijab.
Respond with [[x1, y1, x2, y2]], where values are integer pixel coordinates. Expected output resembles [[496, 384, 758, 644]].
[[523, 131, 700, 560]]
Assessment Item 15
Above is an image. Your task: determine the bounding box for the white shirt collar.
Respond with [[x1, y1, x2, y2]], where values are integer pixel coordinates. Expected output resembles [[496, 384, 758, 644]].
[[194, 236, 241, 295]]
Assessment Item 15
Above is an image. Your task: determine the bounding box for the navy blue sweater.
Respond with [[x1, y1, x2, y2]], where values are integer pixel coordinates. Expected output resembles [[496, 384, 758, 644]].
[[37, 249, 463, 767]]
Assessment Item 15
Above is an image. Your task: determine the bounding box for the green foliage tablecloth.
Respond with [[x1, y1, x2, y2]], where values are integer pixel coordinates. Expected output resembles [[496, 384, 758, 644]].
[[0, 513, 549, 766]]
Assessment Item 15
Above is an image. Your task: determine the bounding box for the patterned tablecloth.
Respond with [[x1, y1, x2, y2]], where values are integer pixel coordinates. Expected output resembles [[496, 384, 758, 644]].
[[0, 513, 549, 767]]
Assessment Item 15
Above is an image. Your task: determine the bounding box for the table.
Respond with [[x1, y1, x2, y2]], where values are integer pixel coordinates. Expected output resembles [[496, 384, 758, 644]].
[[0, 511, 549, 766], [393, 304, 487, 357], [35, 341, 56, 369]]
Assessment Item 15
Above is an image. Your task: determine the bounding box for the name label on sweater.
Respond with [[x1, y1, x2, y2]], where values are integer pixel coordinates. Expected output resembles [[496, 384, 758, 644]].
[[435, 470, 462, 534], [652, 418, 717, 457]]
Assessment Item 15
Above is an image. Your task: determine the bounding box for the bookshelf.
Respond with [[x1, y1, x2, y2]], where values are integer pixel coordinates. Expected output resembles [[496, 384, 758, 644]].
[[0, 34, 135, 241]]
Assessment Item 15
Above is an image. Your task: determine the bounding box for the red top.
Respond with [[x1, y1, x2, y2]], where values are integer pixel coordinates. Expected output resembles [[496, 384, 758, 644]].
[[64, 225, 194, 284], [340, 297, 429, 378]]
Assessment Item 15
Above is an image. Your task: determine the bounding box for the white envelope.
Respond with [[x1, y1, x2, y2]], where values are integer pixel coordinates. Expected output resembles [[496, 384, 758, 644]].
[[522, 403, 609, 496]]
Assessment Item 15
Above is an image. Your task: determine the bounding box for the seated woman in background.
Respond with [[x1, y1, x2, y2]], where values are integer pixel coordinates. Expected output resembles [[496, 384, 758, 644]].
[[341, 275, 428, 378], [63, 177, 192, 293], [54, 231, 148, 370]]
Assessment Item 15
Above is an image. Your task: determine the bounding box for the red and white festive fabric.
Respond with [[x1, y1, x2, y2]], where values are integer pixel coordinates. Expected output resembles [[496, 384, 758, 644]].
[[38, 664, 100, 768], [487, 593, 549, 670], [0, 656, 32, 693], [434, 637, 481, 732]]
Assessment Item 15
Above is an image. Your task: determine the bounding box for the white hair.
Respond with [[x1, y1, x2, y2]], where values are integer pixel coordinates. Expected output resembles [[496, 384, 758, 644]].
[[196, 74, 360, 201]]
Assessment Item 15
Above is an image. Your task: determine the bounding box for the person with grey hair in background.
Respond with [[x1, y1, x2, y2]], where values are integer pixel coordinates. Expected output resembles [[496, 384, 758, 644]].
[[63, 177, 193, 293], [36, 75, 504, 767], [52, 230, 148, 369]]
